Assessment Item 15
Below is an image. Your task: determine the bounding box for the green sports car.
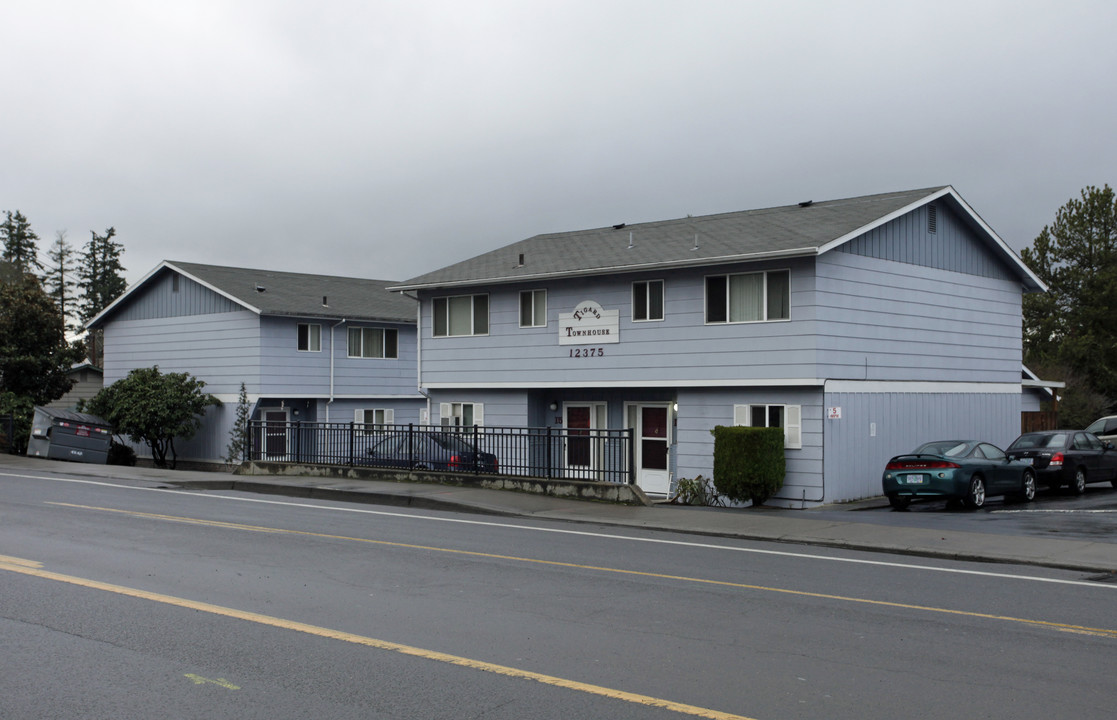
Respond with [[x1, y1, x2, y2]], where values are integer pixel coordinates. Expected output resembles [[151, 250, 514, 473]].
[[881, 440, 1037, 510]]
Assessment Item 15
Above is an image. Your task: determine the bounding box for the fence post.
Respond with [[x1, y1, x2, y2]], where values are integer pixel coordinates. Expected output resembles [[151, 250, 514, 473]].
[[294, 421, 302, 463], [626, 427, 635, 485], [348, 421, 355, 466], [472, 423, 480, 474], [408, 423, 414, 470], [545, 426, 553, 479]]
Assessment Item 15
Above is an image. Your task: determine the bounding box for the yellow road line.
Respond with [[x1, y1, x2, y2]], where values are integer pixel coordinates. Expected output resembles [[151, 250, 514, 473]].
[[46, 502, 1117, 639], [0, 555, 753, 720]]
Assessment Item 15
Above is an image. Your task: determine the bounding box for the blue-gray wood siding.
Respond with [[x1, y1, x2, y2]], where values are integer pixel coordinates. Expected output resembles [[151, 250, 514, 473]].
[[822, 389, 1021, 502], [837, 201, 1014, 281], [102, 311, 263, 396], [109, 270, 243, 321], [675, 387, 822, 504], [258, 317, 419, 397]]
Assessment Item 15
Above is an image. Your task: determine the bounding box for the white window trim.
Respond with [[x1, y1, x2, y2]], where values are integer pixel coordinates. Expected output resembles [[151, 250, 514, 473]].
[[347, 326, 399, 359], [632, 279, 665, 322], [733, 403, 801, 450], [297, 323, 322, 352], [439, 401, 484, 427], [704, 269, 791, 325], [355, 408, 395, 434], [433, 294, 490, 337], [519, 289, 547, 328]]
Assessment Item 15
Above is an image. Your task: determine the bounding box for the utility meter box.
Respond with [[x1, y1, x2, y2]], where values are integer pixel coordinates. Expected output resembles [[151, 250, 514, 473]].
[[26, 407, 113, 464]]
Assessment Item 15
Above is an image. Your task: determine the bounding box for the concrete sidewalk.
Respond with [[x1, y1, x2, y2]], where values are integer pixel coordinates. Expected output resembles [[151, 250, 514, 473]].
[[5, 454, 1117, 574]]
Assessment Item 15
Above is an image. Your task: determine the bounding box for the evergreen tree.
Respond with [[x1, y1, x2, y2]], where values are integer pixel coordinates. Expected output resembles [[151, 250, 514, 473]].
[[1, 210, 43, 275], [224, 382, 251, 466], [77, 226, 127, 367], [44, 230, 79, 332], [1021, 184, 1117, 407]]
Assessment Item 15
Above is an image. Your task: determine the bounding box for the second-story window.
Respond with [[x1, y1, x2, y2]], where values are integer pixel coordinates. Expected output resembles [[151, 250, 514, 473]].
[[348, 327, 398, 358], [433, 294, 489, 336], [706, 269, 790, 323], [632, 280, 664, 321], [297, 323, 321, 352], [519, 289, 546, 327]]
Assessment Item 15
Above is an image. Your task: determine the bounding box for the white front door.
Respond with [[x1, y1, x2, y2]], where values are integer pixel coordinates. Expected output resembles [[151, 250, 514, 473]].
[[564, 403, 606, 479], [628, 403, 672, 495]]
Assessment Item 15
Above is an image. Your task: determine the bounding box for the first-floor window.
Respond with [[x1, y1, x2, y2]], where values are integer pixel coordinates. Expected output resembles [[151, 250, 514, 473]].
[[520, 289, 547, 327], [706, 269, 790, 323], [440, 402, 484, 427], [433, 294, 489, 336], [733, 403, 802, 449], [356, 408, 395, 434], [348, 327, 399, 358], [297, 323, 321, 352]]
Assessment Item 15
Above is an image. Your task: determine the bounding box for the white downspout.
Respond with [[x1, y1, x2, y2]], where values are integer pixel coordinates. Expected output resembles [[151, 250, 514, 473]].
[[326, 318, 346, 422], [399, 291, 429, 422]]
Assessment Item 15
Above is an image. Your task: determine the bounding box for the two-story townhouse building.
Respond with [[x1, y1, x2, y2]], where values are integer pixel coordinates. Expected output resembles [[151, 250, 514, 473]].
[[391, 187, 1046, 505], [88, 261, 423, 468]]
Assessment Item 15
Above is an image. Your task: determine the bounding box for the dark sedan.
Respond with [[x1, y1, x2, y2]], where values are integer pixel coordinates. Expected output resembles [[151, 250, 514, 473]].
[[1006, 430, 1117, 494], [365, 431, 499, 473], [882, 440, 1036, 510]]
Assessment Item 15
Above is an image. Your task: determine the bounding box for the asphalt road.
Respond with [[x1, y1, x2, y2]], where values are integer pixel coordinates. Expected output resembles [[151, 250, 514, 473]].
[[3, 470, 1116, 719]]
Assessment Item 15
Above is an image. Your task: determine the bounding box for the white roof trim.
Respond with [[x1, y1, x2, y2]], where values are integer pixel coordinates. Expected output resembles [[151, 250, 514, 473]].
[[422, 378, 828, 389], [817, 186, 1046, 291], [86, 260, 263, 329]]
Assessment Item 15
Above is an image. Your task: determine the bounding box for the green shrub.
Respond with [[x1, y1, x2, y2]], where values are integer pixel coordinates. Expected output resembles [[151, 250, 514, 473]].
[[711, 425, 785, 506], [672, 475, 723, 506], [107, 441, 137, 466]]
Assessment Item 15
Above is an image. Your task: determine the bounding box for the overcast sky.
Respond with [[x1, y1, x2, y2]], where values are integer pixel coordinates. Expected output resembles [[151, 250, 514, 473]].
[[4, 1, 1115, 286]]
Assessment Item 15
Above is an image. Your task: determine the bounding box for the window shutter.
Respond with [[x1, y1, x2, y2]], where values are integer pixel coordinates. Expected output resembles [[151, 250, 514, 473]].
[[439, 403, 451, 426], [472, 404, 484, 427], [733, 404, 748, 426], [354, 409, 364, 424], [383, 409, 395, 424], [785, 405, 802, 449]]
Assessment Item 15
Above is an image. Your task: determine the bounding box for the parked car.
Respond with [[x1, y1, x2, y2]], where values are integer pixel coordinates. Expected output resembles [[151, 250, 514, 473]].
[[881, 440, 1036, 510], [1006, 430, 1117, 493], [1084, 415, 1117, 446], [365, 431, 499, 472]]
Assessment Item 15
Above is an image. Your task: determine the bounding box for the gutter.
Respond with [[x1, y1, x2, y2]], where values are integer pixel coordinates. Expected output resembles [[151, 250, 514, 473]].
[[326, 318, 346, 422]]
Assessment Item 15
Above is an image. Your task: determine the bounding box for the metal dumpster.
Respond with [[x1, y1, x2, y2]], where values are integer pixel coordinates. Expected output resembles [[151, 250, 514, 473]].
[[26, 407, 113, 464]]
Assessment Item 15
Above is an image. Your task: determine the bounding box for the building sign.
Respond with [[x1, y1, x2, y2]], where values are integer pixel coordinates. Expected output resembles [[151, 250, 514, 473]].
[[559, 300, 619, 345], [827, 407, 842, 420]]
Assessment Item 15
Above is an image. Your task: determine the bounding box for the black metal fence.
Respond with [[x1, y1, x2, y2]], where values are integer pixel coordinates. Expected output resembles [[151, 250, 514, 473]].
[[246, 421, 635, 485]]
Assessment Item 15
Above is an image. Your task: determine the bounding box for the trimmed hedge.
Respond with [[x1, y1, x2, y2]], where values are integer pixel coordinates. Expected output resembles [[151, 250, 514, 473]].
[[711, 425, 785, 506]]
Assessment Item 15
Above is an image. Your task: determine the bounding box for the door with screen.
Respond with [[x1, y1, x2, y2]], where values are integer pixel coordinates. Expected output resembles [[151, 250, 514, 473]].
[[632, 404, 671, 495]]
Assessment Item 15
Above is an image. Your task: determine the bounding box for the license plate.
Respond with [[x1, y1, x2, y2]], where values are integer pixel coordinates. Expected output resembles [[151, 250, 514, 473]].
[[904, 475, 925, 484], [1019, 458, 1033, 465]]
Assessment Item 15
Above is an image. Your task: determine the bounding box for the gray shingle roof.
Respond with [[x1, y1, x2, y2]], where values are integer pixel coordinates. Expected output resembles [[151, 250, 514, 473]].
[[90, 261, 415, 327], [168, 261, 414, 323], [392, 186, 1037, 291]]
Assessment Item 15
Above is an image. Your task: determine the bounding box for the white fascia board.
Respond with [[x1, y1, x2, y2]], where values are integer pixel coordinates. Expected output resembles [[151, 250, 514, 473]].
[[1021, 379, 1066, 389], [388, 247, 817, 292], [421, 378, 827, 390], [825, 380, 1023, 394], [260, 393, 425, 401], [816, 186, 1047, 292]]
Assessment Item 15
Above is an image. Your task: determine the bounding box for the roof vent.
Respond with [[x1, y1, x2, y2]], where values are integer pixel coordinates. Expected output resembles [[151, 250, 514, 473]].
[[322, 296, 328, 307], [627, 231, 634, 249], [517, 253, 525, 267], [928, 204, 938, 234], [799, 200, 813, 208], [255, 284, 266, 293], [613, 223, 626, 230]]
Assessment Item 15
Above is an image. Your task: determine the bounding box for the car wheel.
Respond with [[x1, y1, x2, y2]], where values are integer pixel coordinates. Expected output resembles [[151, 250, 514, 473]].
[[1017, 470, 1036, 502], [965, 475, 986, 509], [887, 494, 910, 510], [1070, 467, 1087, 495]]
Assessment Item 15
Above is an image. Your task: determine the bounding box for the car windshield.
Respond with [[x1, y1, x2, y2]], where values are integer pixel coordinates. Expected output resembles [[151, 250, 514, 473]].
[[913, 441, 970, 457], [426, 432, 477, 452], [1009, 433, 1067, 450], [1085, 418, 1107, 434]]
